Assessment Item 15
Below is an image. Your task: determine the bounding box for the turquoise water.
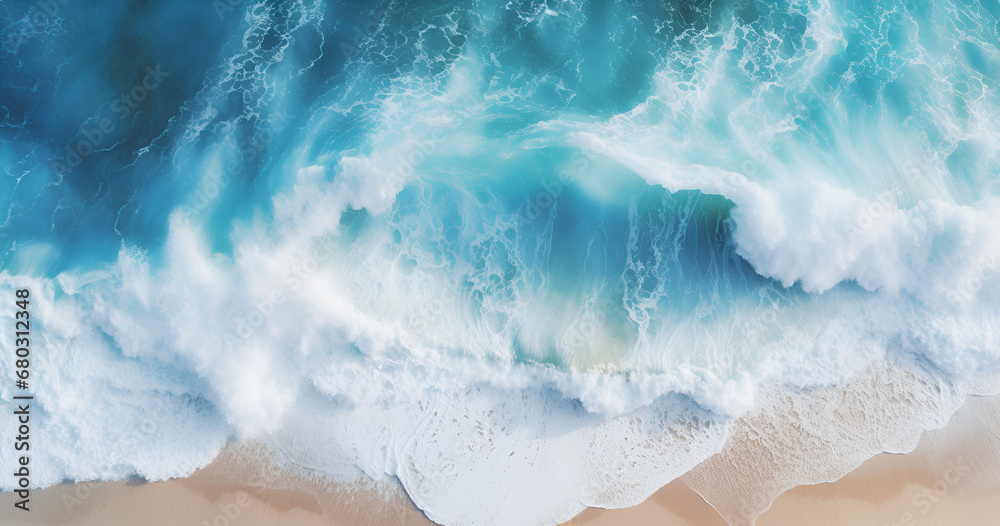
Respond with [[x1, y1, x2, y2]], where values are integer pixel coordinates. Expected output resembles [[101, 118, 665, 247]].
[[2, 0, 999, 523]]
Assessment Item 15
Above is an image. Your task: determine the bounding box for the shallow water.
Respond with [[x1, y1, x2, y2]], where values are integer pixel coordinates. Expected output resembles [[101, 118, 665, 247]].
[[2, 0, 999, 523]]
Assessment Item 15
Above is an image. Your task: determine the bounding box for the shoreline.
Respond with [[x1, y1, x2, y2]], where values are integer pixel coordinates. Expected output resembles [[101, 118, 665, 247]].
[[2, 395, 998, 525], [565, 393, 1000, 525]]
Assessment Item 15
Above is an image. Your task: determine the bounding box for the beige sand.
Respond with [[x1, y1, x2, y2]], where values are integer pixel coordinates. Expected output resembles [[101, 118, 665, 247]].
[[0, 441, 433, 526], [3, 396, 999, 526], [0, 467, 433, 526], [565, 394, 1000, 526]]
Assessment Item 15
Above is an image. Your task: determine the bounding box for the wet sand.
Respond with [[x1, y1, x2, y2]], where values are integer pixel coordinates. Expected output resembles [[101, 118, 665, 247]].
[[3, 395, 999, 526], [567, 394, 1000, 526]]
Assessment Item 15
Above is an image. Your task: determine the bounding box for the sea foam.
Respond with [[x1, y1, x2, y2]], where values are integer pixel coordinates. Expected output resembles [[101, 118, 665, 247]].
[[2, 0, 999, 524]]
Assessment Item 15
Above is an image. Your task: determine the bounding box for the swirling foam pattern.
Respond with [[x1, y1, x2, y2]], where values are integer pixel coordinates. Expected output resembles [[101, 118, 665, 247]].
[[1, 0, 999, 523]]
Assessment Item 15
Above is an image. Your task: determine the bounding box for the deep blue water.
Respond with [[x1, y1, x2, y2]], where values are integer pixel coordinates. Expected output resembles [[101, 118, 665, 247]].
[[2, 0, 999, 524]]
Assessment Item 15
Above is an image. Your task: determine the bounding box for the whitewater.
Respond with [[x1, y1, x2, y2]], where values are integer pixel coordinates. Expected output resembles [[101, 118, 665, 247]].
[[1, 0, 999, 523]]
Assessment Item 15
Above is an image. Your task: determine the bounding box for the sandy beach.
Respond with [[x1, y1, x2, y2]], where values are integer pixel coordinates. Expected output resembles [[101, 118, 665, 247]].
[[569, 394, 1000, 526], [2, 394, 998, 526], [6, 0, 999, 524]]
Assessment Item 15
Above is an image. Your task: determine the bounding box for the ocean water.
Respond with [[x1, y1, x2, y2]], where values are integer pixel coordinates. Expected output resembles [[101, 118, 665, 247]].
[[1, 0, 999, 523]]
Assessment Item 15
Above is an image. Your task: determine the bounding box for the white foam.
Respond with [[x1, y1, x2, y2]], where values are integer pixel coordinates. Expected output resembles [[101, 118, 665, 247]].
[[4, 3, 1000, 525]]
